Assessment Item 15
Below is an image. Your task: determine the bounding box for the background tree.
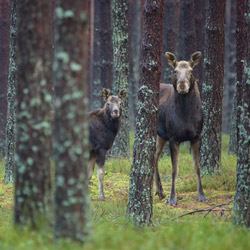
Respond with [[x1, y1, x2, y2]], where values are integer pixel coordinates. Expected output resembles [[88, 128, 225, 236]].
[[90, 0, 113, 110], [162, 0, 180, 84], [110, 0, 130, 157], [14, 0, 52, 226], [127, 0, 164, 227], [128, 0, 141, 130], [53, 1, 91, 242], [200, 0, 226, 174], [0, 0, 10, 156], [222, 0, 236, 136], [233, 0, 250, 228], [228, 0, 247, 154], [4, 0, 17, 184]]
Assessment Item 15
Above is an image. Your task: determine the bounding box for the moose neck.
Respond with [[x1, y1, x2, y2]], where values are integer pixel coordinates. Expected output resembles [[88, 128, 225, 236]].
[[103, 109, 120, 133]]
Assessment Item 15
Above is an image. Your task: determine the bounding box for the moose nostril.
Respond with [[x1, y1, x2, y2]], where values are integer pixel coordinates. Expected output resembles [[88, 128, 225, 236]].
[[113, 110, 119, 114]]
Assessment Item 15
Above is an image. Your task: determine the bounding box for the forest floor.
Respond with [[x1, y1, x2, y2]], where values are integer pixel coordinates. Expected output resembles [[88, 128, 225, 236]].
[[0, 135, 250, 250]]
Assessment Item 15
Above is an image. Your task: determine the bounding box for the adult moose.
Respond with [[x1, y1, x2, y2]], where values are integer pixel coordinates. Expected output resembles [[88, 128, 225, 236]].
[[88, 88, 127, 201], [155, 52, 207, 205]]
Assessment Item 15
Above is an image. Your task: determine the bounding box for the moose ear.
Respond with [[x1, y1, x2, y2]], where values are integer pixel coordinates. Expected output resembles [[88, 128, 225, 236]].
[[102, 88, 110, 101], [165, 52, 177, 68], [118, 89, 127, 100], [190, 51, 201, 68]]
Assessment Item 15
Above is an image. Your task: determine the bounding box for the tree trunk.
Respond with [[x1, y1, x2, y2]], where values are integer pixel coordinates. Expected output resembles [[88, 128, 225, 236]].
[[223, 0, 236, 135], [127, 0, 164, 227], [0, 0, 10, 156], [162, 0, 180, 84], [14, 0, 52, 226], [200, 0, 226, 174], [90, 0, 113, 110], [233, 0, 250, 228], [128, 0, 141, 131], [109, 0, 130, 157], [53, 1, 91, 242], [4, 0, 17, 184], [229, 0, 247, 154]]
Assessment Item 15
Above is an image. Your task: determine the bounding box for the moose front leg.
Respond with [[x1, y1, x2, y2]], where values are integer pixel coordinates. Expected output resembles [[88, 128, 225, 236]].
[[191, 140, 207, 202], [96, 149, 107, 201], [154, 136, 167, 200], [166, 141, 180, 206]]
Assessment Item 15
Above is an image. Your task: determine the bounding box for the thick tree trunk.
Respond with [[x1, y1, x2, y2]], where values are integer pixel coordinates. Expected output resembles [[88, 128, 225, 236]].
[[0, 0, 10, 156], [53, 1, 91, 242], [14, 0, 52, 226], [200, 0, 226, 174], [110, 0, 130, 157], [4, 0, 17, 184], [162, 0, 180, 84], [229, 0, 247, 154], [127, 0, 164, 227], [90, 0, 113, 110], [233, 0, 250, 228]]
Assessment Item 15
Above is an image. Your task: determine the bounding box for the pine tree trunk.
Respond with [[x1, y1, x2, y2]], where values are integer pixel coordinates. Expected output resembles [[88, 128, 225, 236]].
[[127, 0, 164, 227], [14, 0, 52, 226], [162, 0, 180, 84], [4, 0, 17, 184], [0, 0, 10, 156], [110, 0, 130, 157], [233, 0, 250, 228], [223, 0, 236, 135], [229, 0, 247, 154], [90, 0, 113, 110], [200, 0, 226, 174], [128, 0, 141, 131], [53, 1, 91, 242]]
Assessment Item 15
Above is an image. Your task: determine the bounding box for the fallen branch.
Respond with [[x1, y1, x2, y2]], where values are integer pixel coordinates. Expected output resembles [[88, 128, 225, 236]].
[[169, 200, 234, 221]]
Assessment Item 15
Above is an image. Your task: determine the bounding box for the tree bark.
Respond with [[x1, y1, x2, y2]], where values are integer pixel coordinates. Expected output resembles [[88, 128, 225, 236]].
[[127, 0, 164, 227], [0, 0, 10, 156], [4, 0, 17, 184], [229, 0, 247, 154], [90, 0, 113, 110], [233, 0, 250, 228], [200, 0, 226, 174], [14, 0, 52, 226], [162, 0, 180, 84], [110, 0, 130, 157], [53, 1, 91, 242]]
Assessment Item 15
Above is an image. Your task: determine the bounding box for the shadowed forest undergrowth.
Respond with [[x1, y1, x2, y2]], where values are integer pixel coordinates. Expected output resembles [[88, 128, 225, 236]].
[[0, 135, 250, 250]]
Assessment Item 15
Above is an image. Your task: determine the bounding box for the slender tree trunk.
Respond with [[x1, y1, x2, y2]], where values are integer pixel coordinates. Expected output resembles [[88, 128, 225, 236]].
[[162, 0, 180, 84], [223, 0, 236, 135], [194, 0, 206, 92], [200, 0, 226, 174], [110, 0, 130, 157], [127, 0, 164, 227], [91, 0, 113, 110], [233, 0, 250, 228], [229, 0, 247, 154], [4, 0, 17, 184], [53, 1, 91, 242], [0, 0, 10, 156], [128, 0, 141, 131], [14, 0, 52, 226]]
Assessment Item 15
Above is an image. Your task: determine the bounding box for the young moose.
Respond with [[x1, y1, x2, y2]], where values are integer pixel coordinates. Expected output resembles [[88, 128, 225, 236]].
[[155, 51, 207, 205], [88, 88, 126, 201]]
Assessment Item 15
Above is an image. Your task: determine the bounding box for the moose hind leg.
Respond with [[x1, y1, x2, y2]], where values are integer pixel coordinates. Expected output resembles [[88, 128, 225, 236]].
[[96, 149, 107, 201], [88, 152, 96, 180], [166, 141, 179, 206], [154, 136, 167, 200], [191, 140, 207, 202]]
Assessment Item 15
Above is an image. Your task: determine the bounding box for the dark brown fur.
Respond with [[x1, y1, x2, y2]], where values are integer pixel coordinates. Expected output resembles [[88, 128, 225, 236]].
[[88, 88, 126, 201], [155, 52, 207, 205]]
